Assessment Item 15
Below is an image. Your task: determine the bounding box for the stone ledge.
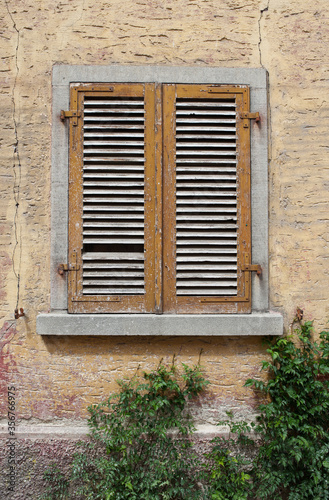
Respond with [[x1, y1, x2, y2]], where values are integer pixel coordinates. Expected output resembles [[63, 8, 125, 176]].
[[37, 311, 283, 336], [0, 422, 229, 440]]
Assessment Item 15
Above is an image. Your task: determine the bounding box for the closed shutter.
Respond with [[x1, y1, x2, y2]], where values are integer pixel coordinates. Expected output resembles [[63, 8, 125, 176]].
[[67, 83, 252, 314], [162, 84, 251, 313], [68, 84, 156, 313]]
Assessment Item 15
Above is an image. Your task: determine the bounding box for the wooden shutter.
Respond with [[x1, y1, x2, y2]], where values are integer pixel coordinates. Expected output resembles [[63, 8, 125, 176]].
[[68, 84, 156, 313], [162, 84, 251, 313], [67, 83, 252, 314]]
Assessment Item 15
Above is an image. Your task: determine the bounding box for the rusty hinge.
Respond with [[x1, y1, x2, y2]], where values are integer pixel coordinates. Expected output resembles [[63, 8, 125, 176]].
[[242, 264, 262, 276], [241, 253, 262, 276], [60, 110, 81, 126], [14, 307, 25, 319], [58, 263, 80, 275], [241, 112, 260, 129]]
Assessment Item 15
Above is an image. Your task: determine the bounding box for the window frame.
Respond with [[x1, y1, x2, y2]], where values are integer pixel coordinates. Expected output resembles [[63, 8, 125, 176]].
[[37, 65, 283, 336]]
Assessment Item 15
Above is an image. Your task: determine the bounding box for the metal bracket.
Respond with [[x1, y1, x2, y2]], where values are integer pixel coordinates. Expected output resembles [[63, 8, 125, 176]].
[[58, 263, 80, 275], [241, 112, 260, 129], [241, 263, 262, 276], [14, 307, 25, 319], [60, 110, 81, 126]]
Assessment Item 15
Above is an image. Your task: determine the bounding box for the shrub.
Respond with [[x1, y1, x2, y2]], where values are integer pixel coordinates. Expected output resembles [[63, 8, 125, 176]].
[[208, 317, 329, 499], [42, 359, 209, 500]]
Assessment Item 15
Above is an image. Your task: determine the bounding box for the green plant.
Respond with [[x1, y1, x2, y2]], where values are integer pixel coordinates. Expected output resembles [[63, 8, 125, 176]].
[[42, 464, 70, 499], [250, 319, 329, 499], [204, 433, 253, 500], [42, 358, 209, 500], [206, 317, 329, 500]]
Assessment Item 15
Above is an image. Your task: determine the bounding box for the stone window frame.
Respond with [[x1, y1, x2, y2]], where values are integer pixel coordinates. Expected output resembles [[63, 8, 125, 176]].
[[37, 65, 283, 336]]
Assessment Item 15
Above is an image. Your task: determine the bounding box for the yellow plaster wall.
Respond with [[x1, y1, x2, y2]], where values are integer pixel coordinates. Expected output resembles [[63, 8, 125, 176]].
[[0, 0, 329, 422]]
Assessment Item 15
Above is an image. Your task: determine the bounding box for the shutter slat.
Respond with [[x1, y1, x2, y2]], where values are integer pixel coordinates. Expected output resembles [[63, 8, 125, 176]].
[[83, 238, 144, 244], [176, 127, 236, 132], [83, 252, 144, 260], [84, 263, 144, 270], [83, 182, 144, 187], [177, 265, 237, 270], [84, 149, 144, 154], [176, 253, 237, 258], [83, 228, 144, 234], [84, 100, 144, 106], [83, 207, 144, 212], [83, 165, 144, 171], [177, 215, 237, 221], [176, 159, 237, 164], [176, 110, 236, 116], [177, 280, 237, 286], [84, 271, 144, 277], [176, 166, 236, 172], [176, 199, 236, 204], [84, 124, 145, 130], [84, 223, 144, 228], [84, 109, 144, 114], [177, 175, 236, 180], [84, 157, 145, 162], [176, 239, 237, 245], [176, 100, 235, 109], [84, 116, 144, 122], [83, 279, 144, 285], [176, 151, 236, 156], [84, 132, 144, 138], [176, 134, 237, 139], [83, 288, 145, 294], [83, 173, 144, 178], [83, 214, 144, 220], [84, 141, 145, 146], [176, 142, 236, 148], [176, 289, 237, 295], [177, 273, 237, 278]]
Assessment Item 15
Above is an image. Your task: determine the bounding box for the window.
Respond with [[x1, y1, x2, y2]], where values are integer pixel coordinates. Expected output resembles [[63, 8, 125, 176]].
[[68, 82, 252, 314], [37, 66, 283, 335]]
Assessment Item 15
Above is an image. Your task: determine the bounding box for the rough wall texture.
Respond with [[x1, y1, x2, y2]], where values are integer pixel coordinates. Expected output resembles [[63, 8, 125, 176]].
[[0, 0, 329, 495]]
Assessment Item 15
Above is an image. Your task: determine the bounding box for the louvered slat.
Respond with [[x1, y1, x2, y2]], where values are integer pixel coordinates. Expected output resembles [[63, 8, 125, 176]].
[[175, 97, 238, 296], [82, 95, 145, 295]]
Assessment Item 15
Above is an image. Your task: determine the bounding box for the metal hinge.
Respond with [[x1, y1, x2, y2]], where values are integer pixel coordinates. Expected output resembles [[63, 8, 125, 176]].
[[241, 254, 262, 276], [241, 263, 262, 276], [241, 112, 260, 129], [58, 263, 80, 275], [60, 110, 81, 126]]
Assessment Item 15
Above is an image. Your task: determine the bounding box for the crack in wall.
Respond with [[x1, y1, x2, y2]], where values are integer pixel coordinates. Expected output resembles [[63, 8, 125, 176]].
[[5, 0, 22, 312], [258, 0, 270, 69]]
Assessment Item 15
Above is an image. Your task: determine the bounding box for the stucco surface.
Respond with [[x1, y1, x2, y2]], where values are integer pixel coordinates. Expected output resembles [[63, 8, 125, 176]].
[[1, 0, 329, 494]]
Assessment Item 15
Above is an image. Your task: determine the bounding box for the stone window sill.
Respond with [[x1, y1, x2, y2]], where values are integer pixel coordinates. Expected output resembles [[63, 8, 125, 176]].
[[37, 311, 283, 336]]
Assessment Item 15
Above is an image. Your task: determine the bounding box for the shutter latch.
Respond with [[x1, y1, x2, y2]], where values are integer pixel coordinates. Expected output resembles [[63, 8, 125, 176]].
[[60, 110, 81, 126], [241, 112, 260, 128], [58, 263, 80, 275]]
